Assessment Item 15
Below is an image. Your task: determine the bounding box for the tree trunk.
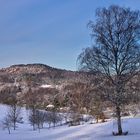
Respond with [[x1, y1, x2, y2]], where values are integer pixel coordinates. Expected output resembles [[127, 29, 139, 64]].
[[116, 106, 122, 135], [8, 128, 10, 134], [33, 124, 35, 130], [49, 123, 51, 129], [96, 117, 99, 123], [13, 122, 16, 130]]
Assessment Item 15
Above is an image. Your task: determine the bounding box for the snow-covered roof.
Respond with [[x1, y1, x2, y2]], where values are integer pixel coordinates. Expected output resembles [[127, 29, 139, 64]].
[[46, 104, 54, 108]]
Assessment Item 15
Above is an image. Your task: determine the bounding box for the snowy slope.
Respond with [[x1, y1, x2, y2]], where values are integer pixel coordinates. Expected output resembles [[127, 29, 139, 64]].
[[0, 104, 140, 140]]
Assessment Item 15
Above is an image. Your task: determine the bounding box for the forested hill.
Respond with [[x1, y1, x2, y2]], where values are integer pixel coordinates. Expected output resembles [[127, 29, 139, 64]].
[[0, 63, 95, 85]]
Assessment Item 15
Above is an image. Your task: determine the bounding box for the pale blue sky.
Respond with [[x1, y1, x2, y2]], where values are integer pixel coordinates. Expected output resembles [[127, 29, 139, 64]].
[[1, 0, 140, 70]]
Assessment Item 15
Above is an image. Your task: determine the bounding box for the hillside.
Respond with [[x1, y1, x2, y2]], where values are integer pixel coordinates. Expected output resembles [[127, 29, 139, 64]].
[[0, 64, 96, 105], [0, 63, 94, 85]]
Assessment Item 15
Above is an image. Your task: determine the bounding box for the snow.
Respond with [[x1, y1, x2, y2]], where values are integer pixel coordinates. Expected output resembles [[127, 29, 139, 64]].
[[40, 84, 63, 90], [40, 84, 53, 88], [46, 104, 54, 108], [0, 104, 140, 140]]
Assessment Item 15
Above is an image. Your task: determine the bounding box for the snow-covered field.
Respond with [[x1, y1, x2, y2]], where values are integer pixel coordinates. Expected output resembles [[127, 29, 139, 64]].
[[0, 104, 140, 140]]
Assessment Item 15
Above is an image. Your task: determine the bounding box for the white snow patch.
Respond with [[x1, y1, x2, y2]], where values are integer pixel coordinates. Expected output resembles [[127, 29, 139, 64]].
[[40, 84, 53, 88], [46, 104, 54, 108]]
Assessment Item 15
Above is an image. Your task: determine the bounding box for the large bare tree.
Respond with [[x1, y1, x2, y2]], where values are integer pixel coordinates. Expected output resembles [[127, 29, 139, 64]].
[[78, 5, 140, 135]]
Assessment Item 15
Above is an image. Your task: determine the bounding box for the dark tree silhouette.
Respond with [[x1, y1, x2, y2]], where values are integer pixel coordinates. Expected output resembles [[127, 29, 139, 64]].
[[2, 116, 13, 134], [78, 5, 140, 135]]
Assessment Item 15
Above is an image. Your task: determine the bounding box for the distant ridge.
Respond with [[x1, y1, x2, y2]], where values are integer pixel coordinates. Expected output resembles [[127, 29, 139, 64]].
[[0, 63, 95, 85]]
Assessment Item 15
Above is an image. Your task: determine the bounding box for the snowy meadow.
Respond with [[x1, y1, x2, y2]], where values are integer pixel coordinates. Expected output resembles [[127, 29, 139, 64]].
[[0, 104, 140, 140]]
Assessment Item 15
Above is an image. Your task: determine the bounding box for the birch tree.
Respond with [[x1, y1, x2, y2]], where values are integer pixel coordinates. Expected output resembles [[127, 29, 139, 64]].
[[78, 5, 140, 135]]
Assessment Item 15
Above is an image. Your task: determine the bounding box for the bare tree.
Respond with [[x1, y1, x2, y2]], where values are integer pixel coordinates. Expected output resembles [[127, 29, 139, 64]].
[[8, 104, 23, 130], [89, 93, 106, 123], [64, 82, 92, 114], [46, 112, 52, 128], [35, 110, 46, 130], [28, 109, 37, 130], [36, 111, 46, 129], [63, 82, 99, 125], [25, 88, 40, 130], [4, 94, 23, 131], [29, 110, 46, 132], [50, 108, 61, 128], [2, 116, 13, 134], [78, 5, 140, 135], [45, 110, 62, 128]]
